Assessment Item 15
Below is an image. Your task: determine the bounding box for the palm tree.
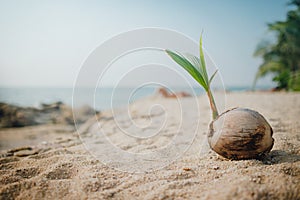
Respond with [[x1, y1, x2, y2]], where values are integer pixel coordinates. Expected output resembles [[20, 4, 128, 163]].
[[253, 0, 300, 91]]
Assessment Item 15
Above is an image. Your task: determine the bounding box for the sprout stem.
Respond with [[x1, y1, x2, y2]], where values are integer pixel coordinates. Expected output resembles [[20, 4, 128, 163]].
[[207, 88, 219, 120]]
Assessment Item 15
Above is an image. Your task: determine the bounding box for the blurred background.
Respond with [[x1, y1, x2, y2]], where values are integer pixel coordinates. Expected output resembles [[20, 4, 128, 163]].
[[0, 0, 299, 110]]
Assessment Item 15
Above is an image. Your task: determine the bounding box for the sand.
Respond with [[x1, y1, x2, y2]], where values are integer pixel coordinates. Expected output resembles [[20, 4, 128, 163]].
[[0, 92, 299, 199]]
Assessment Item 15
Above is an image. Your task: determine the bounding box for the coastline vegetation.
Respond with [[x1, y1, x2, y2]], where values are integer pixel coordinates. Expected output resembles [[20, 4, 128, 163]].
[[253, 0, 300, 91]]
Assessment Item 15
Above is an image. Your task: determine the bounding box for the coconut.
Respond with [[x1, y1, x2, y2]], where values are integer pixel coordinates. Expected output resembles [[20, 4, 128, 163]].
[[208, 108, 274, 160]]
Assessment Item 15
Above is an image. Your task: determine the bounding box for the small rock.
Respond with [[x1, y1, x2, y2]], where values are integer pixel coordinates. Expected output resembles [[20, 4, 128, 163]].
[[213, 166, 219, 170], [7, 146, 32, 154], [14, 149, 39, 157]]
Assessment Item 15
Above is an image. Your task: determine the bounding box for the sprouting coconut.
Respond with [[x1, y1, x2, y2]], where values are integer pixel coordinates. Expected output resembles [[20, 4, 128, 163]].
[[166, 35, 274, 160]]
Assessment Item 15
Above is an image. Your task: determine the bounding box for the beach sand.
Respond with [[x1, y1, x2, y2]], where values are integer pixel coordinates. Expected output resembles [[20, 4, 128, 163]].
[[0, 92, 299, 199]]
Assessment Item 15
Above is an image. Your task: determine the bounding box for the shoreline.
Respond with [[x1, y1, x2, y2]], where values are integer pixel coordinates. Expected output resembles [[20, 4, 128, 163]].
[[0, 86, 286, 110]]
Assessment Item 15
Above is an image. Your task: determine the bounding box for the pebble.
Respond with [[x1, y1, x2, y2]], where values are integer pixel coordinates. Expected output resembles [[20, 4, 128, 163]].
[[14, 149, 39, 157], [213, 166, 219, 170]]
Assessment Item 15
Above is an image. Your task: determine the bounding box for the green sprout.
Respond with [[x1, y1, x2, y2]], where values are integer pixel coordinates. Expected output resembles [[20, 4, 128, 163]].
[[165, 35, 219, 120]]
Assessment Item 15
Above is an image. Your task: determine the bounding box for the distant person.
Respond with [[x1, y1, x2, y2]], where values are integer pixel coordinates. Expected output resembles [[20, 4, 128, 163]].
[[157, 87, 191, 98]]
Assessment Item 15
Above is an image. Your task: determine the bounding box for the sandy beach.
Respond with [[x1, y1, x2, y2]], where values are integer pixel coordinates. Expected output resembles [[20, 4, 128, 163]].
[[0, 92, 299, 200]]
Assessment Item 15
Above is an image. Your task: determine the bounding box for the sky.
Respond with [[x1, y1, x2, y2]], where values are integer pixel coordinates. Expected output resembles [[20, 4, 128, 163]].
[[0, 0, 291, 88]]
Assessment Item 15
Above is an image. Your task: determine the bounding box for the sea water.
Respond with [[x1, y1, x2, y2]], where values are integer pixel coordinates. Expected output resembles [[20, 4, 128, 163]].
[[0, 86, 253, 110], [0, 87, 204, 110]]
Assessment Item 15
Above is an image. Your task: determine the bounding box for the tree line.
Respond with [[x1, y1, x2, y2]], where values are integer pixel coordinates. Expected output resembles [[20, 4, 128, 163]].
[[254, 0, 300, 91]]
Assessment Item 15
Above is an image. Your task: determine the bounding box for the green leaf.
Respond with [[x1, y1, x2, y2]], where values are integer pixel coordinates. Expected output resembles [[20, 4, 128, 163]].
[[209, 69, 218, 85], [199, 35, 209, 84], [185, 54, 201, 71], [185, 54, 209, 86], [165, 50, 209, 91]]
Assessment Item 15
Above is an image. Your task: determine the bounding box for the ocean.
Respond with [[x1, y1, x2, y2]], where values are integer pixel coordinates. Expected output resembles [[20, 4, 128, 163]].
[[0, 86, 255, 110]]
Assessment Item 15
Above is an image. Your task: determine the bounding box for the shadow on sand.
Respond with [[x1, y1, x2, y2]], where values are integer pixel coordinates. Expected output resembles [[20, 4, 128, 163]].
[[261, 150, 300, 165]]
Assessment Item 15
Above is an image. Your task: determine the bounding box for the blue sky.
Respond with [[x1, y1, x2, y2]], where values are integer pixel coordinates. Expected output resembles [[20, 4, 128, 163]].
[[0, 0, 290, 88]]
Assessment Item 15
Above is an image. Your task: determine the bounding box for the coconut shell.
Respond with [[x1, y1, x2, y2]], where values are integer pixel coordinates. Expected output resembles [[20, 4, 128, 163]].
[[208, 108, 274, 160]]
